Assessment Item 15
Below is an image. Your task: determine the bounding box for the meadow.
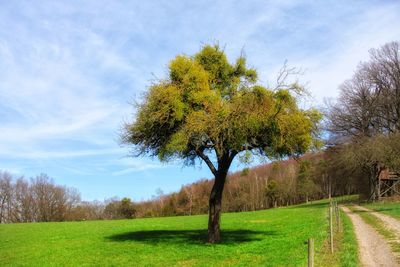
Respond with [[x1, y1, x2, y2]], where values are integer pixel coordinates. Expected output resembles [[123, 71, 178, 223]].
[[0, 200, 356, 267]]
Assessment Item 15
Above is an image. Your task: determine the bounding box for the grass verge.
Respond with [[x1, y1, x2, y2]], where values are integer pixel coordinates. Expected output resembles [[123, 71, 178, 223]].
[[363, 201, 400, 219], [337, 208, 359, 267]]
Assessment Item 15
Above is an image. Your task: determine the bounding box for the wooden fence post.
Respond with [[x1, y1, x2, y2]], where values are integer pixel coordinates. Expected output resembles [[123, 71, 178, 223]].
[[337, 203, 341, 232], [335, 201, 340, 232], [329, 200, 334, 253], [308, 238, 314, 267]]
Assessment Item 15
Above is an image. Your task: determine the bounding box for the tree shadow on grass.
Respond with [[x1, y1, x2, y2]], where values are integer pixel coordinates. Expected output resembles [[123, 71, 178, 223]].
[[368, 207, 399, 212], [106, 229, 276, 245]]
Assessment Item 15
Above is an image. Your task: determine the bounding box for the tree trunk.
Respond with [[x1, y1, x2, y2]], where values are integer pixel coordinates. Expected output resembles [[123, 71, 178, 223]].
[[368, 163, 381, 201], [204, 151, 235, 244], [207, 172, 227, 243]]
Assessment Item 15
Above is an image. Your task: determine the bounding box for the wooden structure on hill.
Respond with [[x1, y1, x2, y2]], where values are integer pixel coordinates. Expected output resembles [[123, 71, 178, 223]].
[[378, 168, 400, 199]]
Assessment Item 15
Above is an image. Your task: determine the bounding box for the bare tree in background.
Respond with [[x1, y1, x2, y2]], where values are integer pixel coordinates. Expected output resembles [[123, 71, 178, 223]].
[[13, 178, 34, 222], [0, 172, 82, 223], [0, 171, 12, 223], [327, 41, 400, 138]]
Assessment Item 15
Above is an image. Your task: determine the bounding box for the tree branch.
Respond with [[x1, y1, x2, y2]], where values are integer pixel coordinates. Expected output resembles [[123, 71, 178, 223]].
[[196, 149, 218, 177], [229, 150, 238, 162], [237, 144, 255, 153], [274, 60, 305, 94]]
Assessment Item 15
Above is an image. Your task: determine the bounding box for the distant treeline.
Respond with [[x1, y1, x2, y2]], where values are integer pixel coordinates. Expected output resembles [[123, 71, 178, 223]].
[[0, 173, 135, 223]]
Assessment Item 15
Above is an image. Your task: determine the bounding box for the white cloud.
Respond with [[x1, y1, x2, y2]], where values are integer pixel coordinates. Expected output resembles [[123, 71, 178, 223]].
[[112, 165, 165, 176]]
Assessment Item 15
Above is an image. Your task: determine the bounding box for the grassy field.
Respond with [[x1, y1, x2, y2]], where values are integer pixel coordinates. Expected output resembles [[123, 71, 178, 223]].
[[363, 200, 400, 219], [0, 200, 355, 266]]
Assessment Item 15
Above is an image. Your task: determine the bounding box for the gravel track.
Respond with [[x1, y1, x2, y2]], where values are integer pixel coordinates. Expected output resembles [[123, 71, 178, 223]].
[[341, 206, 398, 267]]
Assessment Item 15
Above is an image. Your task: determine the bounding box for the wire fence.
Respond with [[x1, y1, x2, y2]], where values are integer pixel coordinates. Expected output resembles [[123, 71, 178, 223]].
[[307, 197, 342, 267]]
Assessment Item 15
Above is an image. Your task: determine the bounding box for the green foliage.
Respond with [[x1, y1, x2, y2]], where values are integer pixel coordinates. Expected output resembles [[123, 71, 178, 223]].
[[357, 133, 400, 172], [240, 167, 250, 176], [265, 179, 280, 205], [297, 160, 318, 200], [119, 198, 136, 219], [104, 198, 136, 219], [298, 160, 311, 180], [122, 44, 320, 164], [332, 133, 400, 199], [0, 200, 346, 266]]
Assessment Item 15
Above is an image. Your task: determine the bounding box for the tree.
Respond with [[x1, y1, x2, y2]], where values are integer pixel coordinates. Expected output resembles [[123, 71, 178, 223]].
[[0, 171, 12, 223], [13, 177, 35, 222], [104, 198, 121, 219], [31, 174, 71, 222], [327, 42, 400, 139], [104, 197, 136, 219], [342, 133, 400, 200], [297, 160, 318, 203], [265, 179, 279, 208], [119, 197, 136, 219], [122, 44, 320, 243], [327, 42, 400, 200]]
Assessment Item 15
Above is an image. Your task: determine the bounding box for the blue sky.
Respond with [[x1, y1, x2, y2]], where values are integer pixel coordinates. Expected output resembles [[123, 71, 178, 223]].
[[0, 0, 399, 201]]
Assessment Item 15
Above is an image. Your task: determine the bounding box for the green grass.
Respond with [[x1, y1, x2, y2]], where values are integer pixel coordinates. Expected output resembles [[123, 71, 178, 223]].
[[0, 200, 354, 267], [336, 195, 359, 204], [362, 201, 400, 219], [337, 208, 359, 267]]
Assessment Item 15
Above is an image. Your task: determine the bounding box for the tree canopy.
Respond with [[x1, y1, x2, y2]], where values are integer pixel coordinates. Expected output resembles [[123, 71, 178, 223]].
[[123, 45, 320, 167]]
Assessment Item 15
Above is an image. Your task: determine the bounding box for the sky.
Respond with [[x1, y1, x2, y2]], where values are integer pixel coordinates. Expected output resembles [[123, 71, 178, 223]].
[[0, 0, 399, 201]]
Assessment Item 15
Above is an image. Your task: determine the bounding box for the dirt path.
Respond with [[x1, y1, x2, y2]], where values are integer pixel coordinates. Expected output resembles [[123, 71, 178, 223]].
[[341, 206, 399, 267], [354, 205, 400, 238]]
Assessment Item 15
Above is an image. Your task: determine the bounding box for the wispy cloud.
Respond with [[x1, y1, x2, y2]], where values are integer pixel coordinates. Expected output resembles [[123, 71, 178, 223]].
[[0, 148, 122, 160], [294, 1, 400, 104], [112, 164, 166, 176]]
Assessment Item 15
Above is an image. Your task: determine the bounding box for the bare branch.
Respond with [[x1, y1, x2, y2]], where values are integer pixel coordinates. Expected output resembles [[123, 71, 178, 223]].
[[274, 60, 308, 95], [196, 149, 218, 177]]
